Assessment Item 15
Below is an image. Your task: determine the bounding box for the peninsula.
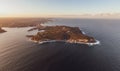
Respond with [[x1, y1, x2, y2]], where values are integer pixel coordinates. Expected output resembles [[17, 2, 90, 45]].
[[27, 25, 96, 44]]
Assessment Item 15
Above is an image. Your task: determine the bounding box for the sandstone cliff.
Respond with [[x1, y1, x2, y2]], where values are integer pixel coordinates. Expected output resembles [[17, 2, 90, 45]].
[[27, 26, 96, 44]]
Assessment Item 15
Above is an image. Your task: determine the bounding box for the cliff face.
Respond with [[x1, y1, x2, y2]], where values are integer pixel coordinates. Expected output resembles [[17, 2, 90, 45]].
[[28, 26, 96, 43], [0, 28, 6, 33]]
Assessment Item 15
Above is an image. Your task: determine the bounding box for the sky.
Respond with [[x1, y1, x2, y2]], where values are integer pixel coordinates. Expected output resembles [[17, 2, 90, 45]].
[[0, 0, 120, 18]]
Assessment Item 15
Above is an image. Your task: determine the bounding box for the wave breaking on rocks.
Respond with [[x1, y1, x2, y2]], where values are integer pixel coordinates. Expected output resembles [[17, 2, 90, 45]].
[[27, 25, 100, 46]]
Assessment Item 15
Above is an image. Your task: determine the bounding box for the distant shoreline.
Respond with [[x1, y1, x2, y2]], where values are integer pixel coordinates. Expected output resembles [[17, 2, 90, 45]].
[[0, 18, 52, 27]]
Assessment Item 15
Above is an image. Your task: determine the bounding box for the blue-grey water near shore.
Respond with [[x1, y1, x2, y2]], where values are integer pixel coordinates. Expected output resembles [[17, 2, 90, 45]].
[[0, 19, 120, 71]]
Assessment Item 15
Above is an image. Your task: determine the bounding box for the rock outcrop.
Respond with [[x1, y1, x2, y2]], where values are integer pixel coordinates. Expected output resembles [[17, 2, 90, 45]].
[[27, 26, 96, 44], [0, 28, 6, 33]]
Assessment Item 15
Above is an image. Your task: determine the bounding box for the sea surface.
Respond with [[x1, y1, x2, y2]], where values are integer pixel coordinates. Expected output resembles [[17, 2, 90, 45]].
[[0, 18, 120, 71]]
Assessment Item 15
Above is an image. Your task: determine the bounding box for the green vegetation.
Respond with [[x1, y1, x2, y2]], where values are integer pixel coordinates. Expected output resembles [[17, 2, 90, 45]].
[[28, 26, 96, 43]]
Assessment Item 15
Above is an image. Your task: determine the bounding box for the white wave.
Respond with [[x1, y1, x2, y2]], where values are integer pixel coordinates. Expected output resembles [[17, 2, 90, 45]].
[[85, 40, 100, 46], [80, 29, 86, 34], [38, 40, 56, 44], [29, 39, 101, 46], [66, 39, 100, 46], [82, 31, 86, 34]]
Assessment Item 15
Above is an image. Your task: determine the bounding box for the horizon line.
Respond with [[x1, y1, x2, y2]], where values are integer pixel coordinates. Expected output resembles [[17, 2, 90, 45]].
[[1, 13, 120, 19], [52, 13, 120, 18]]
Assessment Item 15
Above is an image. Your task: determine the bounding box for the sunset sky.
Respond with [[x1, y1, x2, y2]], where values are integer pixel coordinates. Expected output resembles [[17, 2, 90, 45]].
[[0, 0, 120, 18]]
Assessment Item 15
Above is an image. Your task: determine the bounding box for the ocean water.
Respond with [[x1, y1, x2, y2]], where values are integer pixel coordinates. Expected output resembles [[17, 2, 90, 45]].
[[0, 19, 120, 71]]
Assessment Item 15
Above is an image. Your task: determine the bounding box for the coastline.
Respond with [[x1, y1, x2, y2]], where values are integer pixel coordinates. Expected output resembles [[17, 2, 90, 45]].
[[28, 37, 100, 46], [27, 26, 100, 46], [0, 28, 6, 33]]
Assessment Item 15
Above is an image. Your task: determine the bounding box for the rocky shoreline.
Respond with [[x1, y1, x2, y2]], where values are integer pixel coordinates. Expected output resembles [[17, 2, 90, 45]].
[[0, 28, 6, 33], [27, 25, 97, 44]]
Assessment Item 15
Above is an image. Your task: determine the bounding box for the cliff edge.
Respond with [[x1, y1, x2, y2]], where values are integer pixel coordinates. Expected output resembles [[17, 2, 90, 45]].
[[27, 25, 96, 44]]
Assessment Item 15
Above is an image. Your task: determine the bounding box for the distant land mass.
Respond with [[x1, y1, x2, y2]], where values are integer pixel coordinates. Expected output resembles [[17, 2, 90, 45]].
[[0, 18, 52, 27], [0, 27, 6, 33], [27, 25, 96, 44]]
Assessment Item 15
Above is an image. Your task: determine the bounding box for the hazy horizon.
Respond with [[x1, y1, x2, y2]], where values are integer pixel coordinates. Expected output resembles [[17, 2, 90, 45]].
[[0, 0, 120, 18]]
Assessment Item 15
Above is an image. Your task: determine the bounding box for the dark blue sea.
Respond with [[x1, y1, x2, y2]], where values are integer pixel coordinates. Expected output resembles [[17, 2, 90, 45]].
[[0, 18, 120, 71]]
